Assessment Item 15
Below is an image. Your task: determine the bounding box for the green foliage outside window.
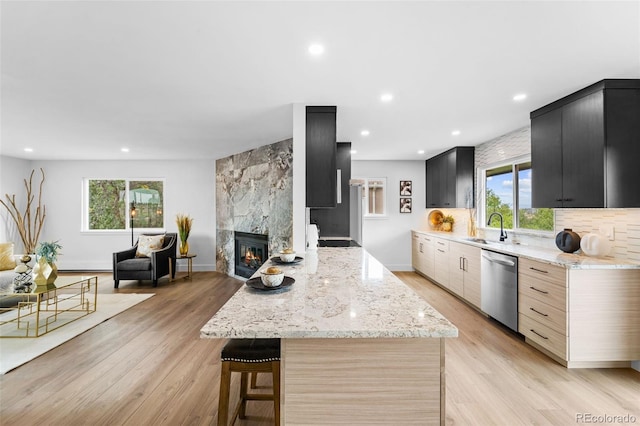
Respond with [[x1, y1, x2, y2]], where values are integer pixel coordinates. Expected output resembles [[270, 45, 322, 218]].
[[87, 179, 164, 230], [89, 180, 125, 230]]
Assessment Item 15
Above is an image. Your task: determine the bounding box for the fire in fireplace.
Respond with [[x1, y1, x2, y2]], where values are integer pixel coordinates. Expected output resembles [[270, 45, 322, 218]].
[[234, 232, 268, 278]]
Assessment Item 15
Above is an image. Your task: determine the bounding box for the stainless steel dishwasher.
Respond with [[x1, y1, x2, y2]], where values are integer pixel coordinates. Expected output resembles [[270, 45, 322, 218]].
[[481, 250, 518, 332]]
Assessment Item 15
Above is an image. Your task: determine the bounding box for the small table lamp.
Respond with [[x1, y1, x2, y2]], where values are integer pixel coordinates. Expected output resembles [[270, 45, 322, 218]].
[[130, 202, 137, 246]]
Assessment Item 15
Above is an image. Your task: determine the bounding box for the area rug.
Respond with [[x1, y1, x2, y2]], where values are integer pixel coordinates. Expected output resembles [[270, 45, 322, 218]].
[[0, 293, 154, 374]]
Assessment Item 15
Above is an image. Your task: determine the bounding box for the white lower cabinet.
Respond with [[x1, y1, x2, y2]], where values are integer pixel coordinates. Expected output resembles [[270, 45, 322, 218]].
[[433, 238, 449, 289], [518, 257, 640, 368]]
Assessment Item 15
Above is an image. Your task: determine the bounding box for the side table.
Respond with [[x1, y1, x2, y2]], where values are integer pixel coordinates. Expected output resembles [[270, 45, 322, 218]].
[[169, 254, 197, 282]]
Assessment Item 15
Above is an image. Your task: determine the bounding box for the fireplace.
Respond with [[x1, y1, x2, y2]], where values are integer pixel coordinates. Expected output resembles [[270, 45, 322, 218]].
[[234, 232, 268, 278]]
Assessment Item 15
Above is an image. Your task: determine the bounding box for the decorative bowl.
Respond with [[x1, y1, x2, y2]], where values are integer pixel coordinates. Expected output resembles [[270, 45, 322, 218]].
[[260, 267, 285, 287], [279, 249, 296, 263]]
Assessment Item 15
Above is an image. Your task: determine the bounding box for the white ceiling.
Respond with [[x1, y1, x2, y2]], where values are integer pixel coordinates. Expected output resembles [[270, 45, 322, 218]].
[[1, 1, 639, 161]]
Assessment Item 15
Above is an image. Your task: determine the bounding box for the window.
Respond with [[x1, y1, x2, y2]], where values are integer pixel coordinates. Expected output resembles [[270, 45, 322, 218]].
[[85, 179, 164, 231], [352, 177, 387, 217], [481, 158, 553, 232]]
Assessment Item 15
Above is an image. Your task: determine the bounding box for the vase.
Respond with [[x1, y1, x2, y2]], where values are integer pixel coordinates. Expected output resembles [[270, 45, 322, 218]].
[[32, 258, 58, 285], [179, 240, 189, 256], [467, 217, 477, 237]]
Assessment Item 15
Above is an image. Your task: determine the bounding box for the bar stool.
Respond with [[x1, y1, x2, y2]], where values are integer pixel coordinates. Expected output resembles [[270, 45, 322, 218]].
[[218, 338, 281, 426]]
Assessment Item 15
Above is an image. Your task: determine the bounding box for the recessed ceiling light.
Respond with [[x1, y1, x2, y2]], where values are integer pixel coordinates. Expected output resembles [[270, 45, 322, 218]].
[[360, 130, 370, 136], [418, 150, 425, 155], [451, 130, 461, 136], [121, 147, 130, 153], [24, 148, 33, 152], [380, 93, 393, 102], [308, 43, 324, 55], [513, 93, 527, 101], [350, 150, 357, 155]]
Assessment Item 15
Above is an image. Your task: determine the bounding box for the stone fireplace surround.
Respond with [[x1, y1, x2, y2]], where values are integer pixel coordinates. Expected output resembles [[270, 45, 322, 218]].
[[216, 139, 293, 277]]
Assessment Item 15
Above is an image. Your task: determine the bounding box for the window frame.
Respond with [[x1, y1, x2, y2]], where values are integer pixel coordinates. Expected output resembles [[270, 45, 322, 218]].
[[82, 178, 166, 233], [352, 177, 388, 218], [478, 155, 554, 235]]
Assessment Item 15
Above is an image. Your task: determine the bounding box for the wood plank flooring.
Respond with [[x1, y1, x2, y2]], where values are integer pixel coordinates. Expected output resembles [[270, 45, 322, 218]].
[[0, 271, 638, 425]]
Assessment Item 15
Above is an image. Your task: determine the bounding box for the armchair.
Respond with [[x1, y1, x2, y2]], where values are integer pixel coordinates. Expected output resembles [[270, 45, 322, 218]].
[[113, 233, 177, 288]]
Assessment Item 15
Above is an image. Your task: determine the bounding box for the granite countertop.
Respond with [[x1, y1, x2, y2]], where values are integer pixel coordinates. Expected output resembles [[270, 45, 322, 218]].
[[200, 247, 458, 340], [413, 230, 640, 270]]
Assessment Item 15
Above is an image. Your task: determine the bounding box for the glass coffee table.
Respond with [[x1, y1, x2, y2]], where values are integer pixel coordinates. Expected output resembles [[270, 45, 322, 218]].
[[0, 275, 98, 338]]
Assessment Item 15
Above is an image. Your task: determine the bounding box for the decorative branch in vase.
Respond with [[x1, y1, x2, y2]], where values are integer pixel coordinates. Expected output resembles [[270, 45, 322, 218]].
[[0, 168, 46, 254], [176, 213, 193, 256]]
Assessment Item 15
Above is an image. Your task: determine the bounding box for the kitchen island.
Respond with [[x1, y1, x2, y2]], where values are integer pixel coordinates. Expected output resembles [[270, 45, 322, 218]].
[[201, 247, 458, 425]]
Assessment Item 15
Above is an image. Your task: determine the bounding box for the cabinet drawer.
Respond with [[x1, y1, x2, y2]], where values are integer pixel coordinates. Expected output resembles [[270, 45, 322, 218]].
[[519, 258, 565, 288], [519, 293, 566, 335], [434, 238, 449, 252], [519, 275, 566, 311], [519, 314, 567, 359]]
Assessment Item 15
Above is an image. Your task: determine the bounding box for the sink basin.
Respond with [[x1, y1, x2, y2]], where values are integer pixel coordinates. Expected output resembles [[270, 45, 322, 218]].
[[465, 238, 488, 244]]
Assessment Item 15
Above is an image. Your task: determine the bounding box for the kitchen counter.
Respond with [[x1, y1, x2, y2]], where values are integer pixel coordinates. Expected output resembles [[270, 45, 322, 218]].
[[413, 230, 640, 270], [201, 247, 456, 339], [201, 247, 457, 424]]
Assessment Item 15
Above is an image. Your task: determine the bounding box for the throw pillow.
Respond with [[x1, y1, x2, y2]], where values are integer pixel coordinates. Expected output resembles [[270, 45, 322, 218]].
[[136, 234, 165, 258], [0, 242, 17, 271]]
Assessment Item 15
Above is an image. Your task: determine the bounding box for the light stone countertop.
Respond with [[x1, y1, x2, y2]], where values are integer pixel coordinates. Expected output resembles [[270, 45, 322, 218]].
[[413, 230, 640, 270], [200, 247, 458, 340]]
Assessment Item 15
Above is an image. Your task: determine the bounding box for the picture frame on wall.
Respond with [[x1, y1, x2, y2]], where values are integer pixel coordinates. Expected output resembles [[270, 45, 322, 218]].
[[400, 180, 412, 196], [400, 197, 412, 213]]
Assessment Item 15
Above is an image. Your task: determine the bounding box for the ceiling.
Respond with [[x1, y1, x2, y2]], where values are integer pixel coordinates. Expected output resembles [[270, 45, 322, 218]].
[[1, 1, 639, 161]]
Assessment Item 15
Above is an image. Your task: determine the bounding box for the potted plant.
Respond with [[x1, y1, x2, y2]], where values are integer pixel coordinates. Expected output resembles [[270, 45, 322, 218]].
[[33, 240, 62, 285], [176, 214, 193, 256], [441, 215, 455, 232]]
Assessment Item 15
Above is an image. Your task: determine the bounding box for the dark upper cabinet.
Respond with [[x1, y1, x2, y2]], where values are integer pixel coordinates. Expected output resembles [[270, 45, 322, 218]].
[[530, 79, 640, 208], [306, 106, 337, 208], [425, 146, 475, 208], [310, 142, 351, 237]]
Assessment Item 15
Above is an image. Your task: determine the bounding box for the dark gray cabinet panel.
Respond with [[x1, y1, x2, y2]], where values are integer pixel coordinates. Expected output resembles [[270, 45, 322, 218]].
[[425, 147, 475, 208], [530, 79, 640, 208], [310, 143, 351, 237], [306, 106, 337, 208], [531, 108, 563, 207]]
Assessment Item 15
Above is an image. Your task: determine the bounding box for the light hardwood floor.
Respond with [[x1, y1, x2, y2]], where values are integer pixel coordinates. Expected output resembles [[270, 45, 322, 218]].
[[1, 271, 638, 425]]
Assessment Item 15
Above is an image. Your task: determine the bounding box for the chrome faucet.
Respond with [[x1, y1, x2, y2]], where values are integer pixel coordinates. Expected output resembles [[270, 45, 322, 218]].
[[487, 212, 508, 242]]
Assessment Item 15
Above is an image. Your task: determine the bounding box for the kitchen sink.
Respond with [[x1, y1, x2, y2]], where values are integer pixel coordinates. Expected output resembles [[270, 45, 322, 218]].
[[465, 238, 488, 244]]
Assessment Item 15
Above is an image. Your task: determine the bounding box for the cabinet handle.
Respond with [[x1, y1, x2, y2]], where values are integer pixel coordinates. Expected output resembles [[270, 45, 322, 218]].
[[529, 307, 549, 317], [437, 241, 445, 246], [555, 198, 563, 202], [563, 198, 573, 202], [529, 286, 549, 295], [463, 258, 468, 271], [336, 169, 342, 204], [529, 267, 548, 274], [437, 249, 445, 253], [530, 329, 549, 340], [459, 257, 463, 270], [419, 243, 424, 253]]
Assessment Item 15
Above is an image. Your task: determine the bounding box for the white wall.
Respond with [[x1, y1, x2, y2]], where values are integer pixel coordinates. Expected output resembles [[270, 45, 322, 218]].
[[352, 160, 428, 271], [1, 156, 216, 271]]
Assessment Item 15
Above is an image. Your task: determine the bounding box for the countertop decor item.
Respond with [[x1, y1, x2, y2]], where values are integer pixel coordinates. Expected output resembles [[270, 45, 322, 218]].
[[441, 215, 455, 232], [246, 276, 294, 291], [175, 213, 193, 256], [580, 233, 612, 257], [428, 210, 443, 229], [555, 228, 581, 253], [260, 266, 285, 287], [0, 168, 46, 254]]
